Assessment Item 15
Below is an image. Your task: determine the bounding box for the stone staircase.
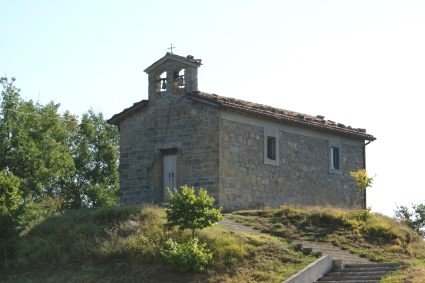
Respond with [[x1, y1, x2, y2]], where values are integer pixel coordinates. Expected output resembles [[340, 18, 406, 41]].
[[289, 240, 400, 282], [219, 217, 401, 283], [315, 263, 401, 283], [293, 240, 400, 283], [291, 240, 371, 264]]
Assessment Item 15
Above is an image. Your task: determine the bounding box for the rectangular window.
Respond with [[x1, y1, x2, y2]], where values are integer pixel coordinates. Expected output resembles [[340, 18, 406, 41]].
[[331, 147, 340, 170], [264, 128, 279, 166], [267, 136, 276, 160]]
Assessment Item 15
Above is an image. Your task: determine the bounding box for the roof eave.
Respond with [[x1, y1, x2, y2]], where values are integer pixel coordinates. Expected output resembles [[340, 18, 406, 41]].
[[107, 100, 148, 125], [223, 105, 375, 141], [187, 92, 375, 142]]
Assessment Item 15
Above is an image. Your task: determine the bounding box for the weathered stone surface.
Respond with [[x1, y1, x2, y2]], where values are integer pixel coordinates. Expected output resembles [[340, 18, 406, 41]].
[[218, 117, 365, 210], [111, 53, 369, 210]]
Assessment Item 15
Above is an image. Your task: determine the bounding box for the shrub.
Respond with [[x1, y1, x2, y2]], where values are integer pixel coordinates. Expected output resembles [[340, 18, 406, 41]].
[[350, 169, 373, 191], [164, 185, 222, 239], [161, 238, 212, 272], [352, 207, 373, 221]]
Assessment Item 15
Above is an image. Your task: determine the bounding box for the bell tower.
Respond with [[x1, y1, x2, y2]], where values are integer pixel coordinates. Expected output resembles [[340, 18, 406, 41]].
[[144, 53, 202, 102]]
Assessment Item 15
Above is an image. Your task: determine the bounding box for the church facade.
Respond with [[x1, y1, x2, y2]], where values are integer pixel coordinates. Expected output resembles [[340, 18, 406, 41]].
[[108, 53, 375, 210]]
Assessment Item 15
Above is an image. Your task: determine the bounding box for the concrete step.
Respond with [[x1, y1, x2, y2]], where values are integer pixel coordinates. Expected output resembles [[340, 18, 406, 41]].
[[318, 275, 383, 281], [291, 240, 371, 265], [316, 280, 378, 283], [315, 262, 401, 283], [344, 263, 400, 268], [328, 271, 388, 277], [334, 266, 399, 272]]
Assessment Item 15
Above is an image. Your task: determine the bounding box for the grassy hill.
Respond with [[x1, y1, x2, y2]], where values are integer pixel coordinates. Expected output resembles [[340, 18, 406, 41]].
[[229, 206, 425, 283], [1, 205, 317, 283], [1, 205, 424, 282]]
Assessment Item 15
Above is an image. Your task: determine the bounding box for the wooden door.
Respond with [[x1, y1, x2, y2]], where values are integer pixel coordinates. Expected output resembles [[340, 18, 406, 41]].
[[163, 154, 177, 201]]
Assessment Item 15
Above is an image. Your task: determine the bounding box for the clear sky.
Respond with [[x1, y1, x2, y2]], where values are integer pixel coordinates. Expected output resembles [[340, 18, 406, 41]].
[[1, 0, 424, 216]]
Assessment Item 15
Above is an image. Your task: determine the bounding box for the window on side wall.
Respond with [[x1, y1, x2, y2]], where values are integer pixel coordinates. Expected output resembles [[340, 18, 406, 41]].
[[264, 128, 279, 166], [267, 136, 276, 160], [329, 141, 342, 174], [331, 147, 340, 170]]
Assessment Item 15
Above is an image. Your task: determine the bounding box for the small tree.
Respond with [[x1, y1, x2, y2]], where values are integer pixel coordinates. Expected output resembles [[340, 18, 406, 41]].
[[395, 203, 425, 237], [164, 185, 222, 239], [350, 169, 373, 191]]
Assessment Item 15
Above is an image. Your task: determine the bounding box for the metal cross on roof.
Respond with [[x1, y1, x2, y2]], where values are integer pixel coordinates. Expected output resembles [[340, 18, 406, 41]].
[[168, 43, 176, 54]]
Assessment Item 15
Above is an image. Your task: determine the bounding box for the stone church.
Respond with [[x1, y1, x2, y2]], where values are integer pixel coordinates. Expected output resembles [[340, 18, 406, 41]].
[[108, 53, 375, 210]]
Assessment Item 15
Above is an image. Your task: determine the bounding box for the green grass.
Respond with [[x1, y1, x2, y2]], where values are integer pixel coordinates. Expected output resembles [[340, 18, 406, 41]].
[[1, 205, 317, 283], [229, 205, 425, 283], [6, 204, 422, 282]]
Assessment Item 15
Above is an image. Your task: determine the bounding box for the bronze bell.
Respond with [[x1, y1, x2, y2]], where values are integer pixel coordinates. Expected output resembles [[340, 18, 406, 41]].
[[161, 80, 167, 90], [178, 76, 184, 87]]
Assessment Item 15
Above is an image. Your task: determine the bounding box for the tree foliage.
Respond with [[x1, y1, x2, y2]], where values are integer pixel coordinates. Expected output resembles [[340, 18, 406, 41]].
[[164, 185, 222, 239], [161, 238, 212, 272], [0, 171, 22, 217], [0, 76, 120, 266], [0, 77, 74, 199], [395, 203, 425, 237], [0, 170, 23, 267], [350, 169, 373, 191], [0, 77, 119, 209], [64, 110, 119, 208]]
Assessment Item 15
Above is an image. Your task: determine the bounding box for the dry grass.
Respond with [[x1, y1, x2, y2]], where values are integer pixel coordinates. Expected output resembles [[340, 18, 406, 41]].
[[1, 205, 317, 283], [229, 205, 425, 282]]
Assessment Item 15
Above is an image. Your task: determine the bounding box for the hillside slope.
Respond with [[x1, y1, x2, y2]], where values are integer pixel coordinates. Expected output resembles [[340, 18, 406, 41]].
[[1, 205, 317, 283], [229, 206, 425, 283]]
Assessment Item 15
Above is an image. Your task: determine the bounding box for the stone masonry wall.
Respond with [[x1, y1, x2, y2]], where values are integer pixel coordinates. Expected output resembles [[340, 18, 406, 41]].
[[118, 93, 220, 204], [219, 114, 365, 210]]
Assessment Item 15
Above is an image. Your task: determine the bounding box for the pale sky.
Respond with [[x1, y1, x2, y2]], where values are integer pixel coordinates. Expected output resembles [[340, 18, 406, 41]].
[[1, 1, 424, 216]]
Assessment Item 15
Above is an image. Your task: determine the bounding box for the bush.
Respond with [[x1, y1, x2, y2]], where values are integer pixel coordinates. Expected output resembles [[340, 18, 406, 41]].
[[350, 169, 373, 191], [164, 185, 222, 239], [352, 207, 373, 221], [161, 238, 212, 272]]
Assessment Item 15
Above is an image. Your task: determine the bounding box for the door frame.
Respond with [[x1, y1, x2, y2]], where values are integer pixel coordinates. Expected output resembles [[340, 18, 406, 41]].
[[162, 148, 178, 201]]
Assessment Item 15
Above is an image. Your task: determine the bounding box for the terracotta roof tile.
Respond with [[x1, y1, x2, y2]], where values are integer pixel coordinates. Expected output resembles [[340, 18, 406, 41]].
[[187, 91, 375, 141]]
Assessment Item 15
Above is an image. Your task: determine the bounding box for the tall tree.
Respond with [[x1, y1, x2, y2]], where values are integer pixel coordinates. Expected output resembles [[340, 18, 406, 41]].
[[1, 77, 119, 210], [0, 77, 74, 200], [64, 110, 119, 208]]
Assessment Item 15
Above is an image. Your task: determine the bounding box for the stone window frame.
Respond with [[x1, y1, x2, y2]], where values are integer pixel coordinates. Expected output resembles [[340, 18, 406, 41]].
[[328, 140, 342, 174], [264, 127, 279, 166]]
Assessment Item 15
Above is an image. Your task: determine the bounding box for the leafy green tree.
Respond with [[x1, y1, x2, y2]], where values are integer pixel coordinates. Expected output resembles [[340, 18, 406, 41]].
[[395, 203, 425, 237], [164, 185, 222, 239], [0, 77, 75, 200], [64, 110, 119, 208], [1, 77, 119, 209]]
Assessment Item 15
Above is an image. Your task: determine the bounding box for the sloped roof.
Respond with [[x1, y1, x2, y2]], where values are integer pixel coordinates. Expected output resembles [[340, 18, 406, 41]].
[[107, 100, 148, 125], [187, 91, 376, 141], [107, 91, 375, 141]]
